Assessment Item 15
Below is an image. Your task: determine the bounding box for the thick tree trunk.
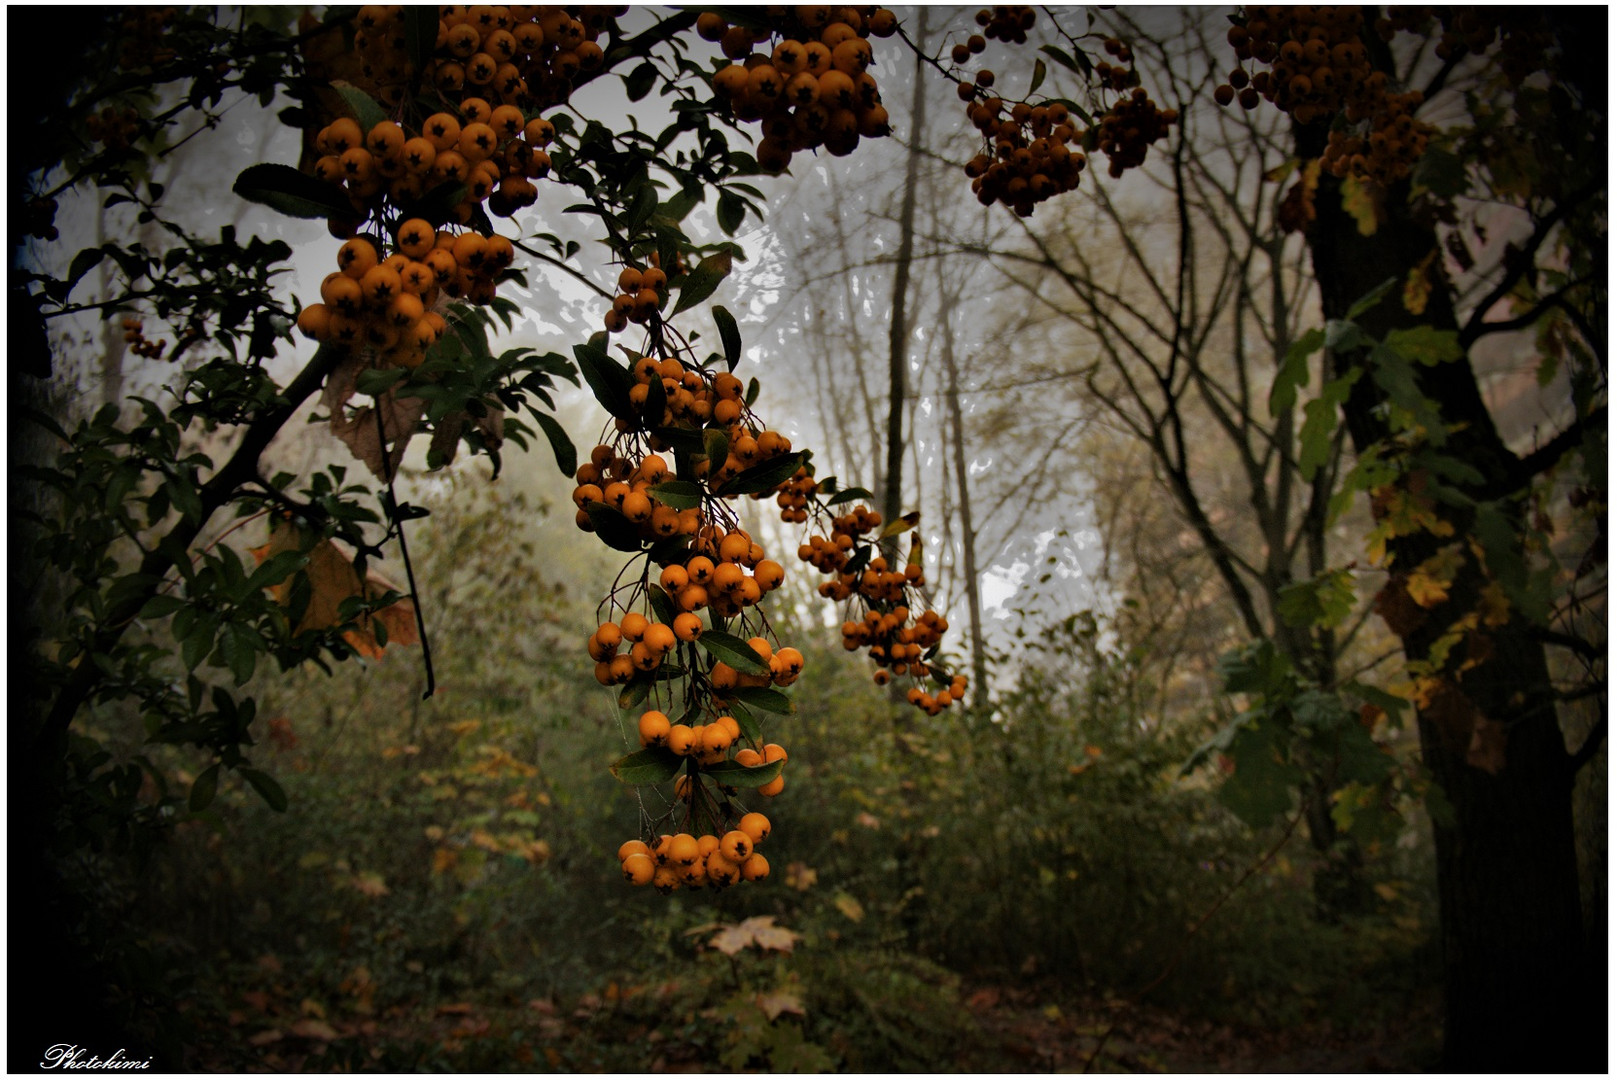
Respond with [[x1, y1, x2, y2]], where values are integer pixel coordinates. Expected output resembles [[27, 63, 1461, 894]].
[[1302, 132, 1598, 1072]]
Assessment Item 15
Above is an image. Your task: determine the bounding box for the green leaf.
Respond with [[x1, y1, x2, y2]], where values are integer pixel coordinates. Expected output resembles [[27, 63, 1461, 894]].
[[1276, 568, 1356, 629], [1346, 277, 1397, 320], [625, 61, 658, 102], [727, 700, 763, 744], [182, 612, 220, 671], [189, 764, 219, 812], [232, 163, 354, 220], [333, 83, 388, 133], [65, 247, 107, 298], [1270, 327, 1324, 416], [671, 251, 732, 316], [574, 342, 635, 418], [714, 451, 806, 497], [697, 630, 769, 675], [703, 426, 730, 467], [651, 424, 706, 453], [646, 582, 678, 626], [1342, 679, 1409, 721], [1181, 717, 1242, 777], [704, 757, 784, 787], [1029, 57, 1047, 95], [1298, 372, 1357, 481], [534, 412, 577, 477], [713, 305, 741, 367], [609, 746, 683, 786], [356, 367, 409, 397], [1039, 43, 1090, 77], [247, 550, 306, 593], [732, 686, 795, 715], [648, 480, 704, 509], [138, 594, 187, 619], [618, 677, 653, 710], [239, 767, 289, 812], [626, 181, 658, 234], [1219, 640, 1293, 699], [1218, 721, 1299, 828], [1411, 146, 1467, 199], [584, 501, 645, 553], [826, 486, 874, 507], [1384, 325, 1462, 366], [717, 190, 746, 235]]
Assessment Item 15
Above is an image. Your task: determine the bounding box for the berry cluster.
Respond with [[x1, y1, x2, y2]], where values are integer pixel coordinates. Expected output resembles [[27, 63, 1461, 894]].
[[309, 103, 549, 230], [602, 264, 669, 336], [699, 7, 897, 172], [120, 317, 167, 360], [296, 223, 499, 367], [952, 22, 1171, 214], [961, 97, 1086, 215], [797, 506, 969, 712], [1217, 6, 1430, 185], [115, 7, 176, 69], [22, 197, 59, 242], [337, 4, 619, 114], [1092, 88, 1178, 178], [976, 5, 1036, 45], [1092, 35, 1138, 91], [617, 811, 774, 894], [85, 106, 142, 151], [771, 467, 818, 524]]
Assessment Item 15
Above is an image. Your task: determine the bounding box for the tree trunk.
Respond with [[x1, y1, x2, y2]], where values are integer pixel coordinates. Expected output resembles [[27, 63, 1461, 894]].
[[880, 7, 927, 547], [1302, 128, 1598, 1073], [939, 305, 989, 705]]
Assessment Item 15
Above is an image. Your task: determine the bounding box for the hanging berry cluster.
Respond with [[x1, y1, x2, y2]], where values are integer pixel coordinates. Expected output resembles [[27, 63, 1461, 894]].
[[796, 505, 970, 714], [1093, 87, 1179, 178], [565, 273, 821, 893], [953, 19, 1178, 214], [1217, 6, 1430, 186], [617, 811, 775, 894], [121, 318, 167, 360], [976, 5, 1036, 45], [698, 6, 898, 172]]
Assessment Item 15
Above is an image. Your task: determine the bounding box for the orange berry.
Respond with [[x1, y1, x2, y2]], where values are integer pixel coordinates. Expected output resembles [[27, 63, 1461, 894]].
[[638, 710, 672, 747], [738, 812, 771, 844]]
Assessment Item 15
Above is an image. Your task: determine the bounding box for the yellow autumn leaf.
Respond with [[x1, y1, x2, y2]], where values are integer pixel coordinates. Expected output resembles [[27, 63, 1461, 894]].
[[833, 892, 865, 922], [1403, 250, 1436, 315], [1340, 173, 1381, 235], [1478, 581, 1512, 627], [1405, 570, 1449, 608]]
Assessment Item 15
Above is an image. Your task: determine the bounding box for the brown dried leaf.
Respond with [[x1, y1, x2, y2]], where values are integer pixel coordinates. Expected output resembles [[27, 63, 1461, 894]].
[[252, 522, 417, 660], [321, 348, 367, 416], [289, 1018, 337, 1041], [329, 389, 426, 481], [1425, 680, 1481, 754], [1467, 716, 1508, 775], [247, 1029, 283, 1047], [755, 989, 805, 1021], [708, 915, 800, 956]]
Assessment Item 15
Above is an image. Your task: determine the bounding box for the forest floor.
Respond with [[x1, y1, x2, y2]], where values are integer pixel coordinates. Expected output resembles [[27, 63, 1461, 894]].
[[955, 981, 1444, 1073], [185, 967, 1444, 1072]]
